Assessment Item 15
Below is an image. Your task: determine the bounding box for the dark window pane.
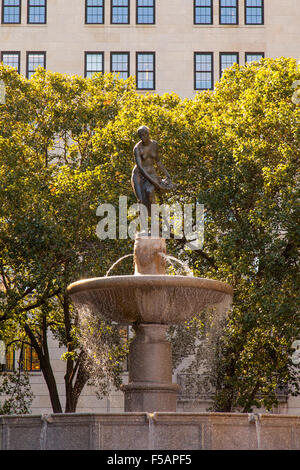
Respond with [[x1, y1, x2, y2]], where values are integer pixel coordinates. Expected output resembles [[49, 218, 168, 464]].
[[28, 0, 46, 24], [5, 343, 40, 372], [112, 0, 129, 24], [1, 52, 20, 72], [137, 53, 154, 89], [245, 0, 263, 24], [220, 0, 238, 24], [245, 53, 264, 63], [5, 346, 15, 371], [2, 0, 21, 23], [195, 0, 212, 24], [27, 53, 46, 79], [85, 52, 103, 77], [137, 0, 154, 24], [195, 53, 213, 89], [20, 344, 40, 371], [111, 53, 129, 79], [220, 53, 238, 76], [86, 0, 104, 24]]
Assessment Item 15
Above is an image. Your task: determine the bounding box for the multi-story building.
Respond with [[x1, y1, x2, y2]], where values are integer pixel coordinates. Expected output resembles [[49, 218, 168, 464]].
[[0, 0, 299, 415], [0, 0, 299, 97]]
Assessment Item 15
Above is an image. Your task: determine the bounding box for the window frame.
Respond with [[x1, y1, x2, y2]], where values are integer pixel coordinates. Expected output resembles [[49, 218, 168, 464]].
[[219, 0, 238, 25], [194, 52, 214, 91], [245, 51, 264, 63], [110, 51, 130, 80], [4, 342, 41, 372], [1, 0, 21, 24], [194, 0, 213, 25], [245, 0, 264, 25], [219, 52, 239, 77], [136, 0, 155, 25], [84, 51, 104, 77], [19, 343, 41, 372], [27, 0, 47, 24], [4, 345, 15, 371], [26, 51, 46, 79], [85, 0, 104, 25], [111, 0, 130, 25], [1, 50, 20, 73], [136, 51, 155, 90]]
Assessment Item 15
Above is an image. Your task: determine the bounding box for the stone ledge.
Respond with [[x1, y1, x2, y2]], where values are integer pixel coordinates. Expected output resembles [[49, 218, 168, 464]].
[[1, 412, 300, 450]]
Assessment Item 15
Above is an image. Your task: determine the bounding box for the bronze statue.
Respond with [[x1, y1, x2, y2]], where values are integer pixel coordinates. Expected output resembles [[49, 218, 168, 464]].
[[131, 126, 175, 213]]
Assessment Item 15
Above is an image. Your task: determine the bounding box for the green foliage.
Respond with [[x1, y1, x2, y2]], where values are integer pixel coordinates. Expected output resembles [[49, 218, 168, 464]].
[[0, 371, 34, 415], [0, 67, 136, 412], [174, 58, 300, 411]]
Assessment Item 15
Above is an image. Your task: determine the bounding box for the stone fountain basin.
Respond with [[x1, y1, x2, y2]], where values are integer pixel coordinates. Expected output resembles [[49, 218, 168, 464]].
[[67, 275, 233, 324]]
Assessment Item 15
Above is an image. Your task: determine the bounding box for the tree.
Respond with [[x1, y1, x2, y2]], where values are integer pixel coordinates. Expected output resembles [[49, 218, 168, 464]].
[[0, 66, 133, 412], [172, 57, 300, 411]]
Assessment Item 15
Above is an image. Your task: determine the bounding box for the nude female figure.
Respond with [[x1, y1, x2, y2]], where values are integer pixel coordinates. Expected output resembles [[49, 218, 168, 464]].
[[131, 126, 175, 214]]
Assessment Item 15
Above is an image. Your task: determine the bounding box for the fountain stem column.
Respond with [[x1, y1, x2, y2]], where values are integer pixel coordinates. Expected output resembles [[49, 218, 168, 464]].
[[123, 323, 179, 412]]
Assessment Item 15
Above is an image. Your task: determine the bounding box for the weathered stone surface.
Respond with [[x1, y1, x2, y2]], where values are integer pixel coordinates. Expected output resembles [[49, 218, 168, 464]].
[[122, 323, 179, 412], [1, 413, 300, 450]]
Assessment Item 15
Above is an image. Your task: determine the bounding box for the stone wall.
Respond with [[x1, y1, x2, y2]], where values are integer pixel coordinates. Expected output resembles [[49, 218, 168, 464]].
[[1, 412, 300, 450]]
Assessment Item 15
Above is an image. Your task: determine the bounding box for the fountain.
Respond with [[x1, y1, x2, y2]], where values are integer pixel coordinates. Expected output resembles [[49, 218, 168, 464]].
[[67, 125, 233, 413], [1, 127, 299, 451], [67, 234, 233, 413]]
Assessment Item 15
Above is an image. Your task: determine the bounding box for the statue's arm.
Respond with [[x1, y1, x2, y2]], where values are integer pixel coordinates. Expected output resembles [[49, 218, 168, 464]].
[[156, 160, 171, 179]]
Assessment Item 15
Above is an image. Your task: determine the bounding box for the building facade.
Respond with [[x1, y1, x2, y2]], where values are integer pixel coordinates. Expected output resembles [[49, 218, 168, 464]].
[[0, 0, 299, 97], [0, 0, 299, 415]]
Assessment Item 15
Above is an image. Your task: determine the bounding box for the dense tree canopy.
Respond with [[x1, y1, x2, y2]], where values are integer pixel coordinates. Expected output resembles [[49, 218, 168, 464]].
[[0, 57, 299, 413]]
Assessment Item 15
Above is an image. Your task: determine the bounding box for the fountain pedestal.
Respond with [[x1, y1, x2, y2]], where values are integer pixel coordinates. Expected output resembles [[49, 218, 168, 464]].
[[122, 324, 179, 412], [124, 236, 178, 411]]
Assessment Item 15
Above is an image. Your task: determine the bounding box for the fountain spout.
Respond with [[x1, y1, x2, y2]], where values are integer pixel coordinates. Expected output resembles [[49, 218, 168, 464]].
[[134, 235, 166, 275]]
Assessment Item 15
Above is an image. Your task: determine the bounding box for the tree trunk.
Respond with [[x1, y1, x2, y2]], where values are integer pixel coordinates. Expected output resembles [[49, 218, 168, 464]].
[[63, 296, 90, 413], [24, 323, 63, 414], [65, 354, 89, 412]]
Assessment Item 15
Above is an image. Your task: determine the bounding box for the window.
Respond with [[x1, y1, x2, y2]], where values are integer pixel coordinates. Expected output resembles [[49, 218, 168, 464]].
[[245, 0, 263, 25], [136, 52, 155, 90], [194, 0, 213, 25], [85, 0, 104, 24], [194, 53, 213, 90], [5, 345, 15, 371], [136, 0, 155, 24], [28, 0, 46, 24], [219, 0, 238, 25], [20, 343, 40, 371], [1, 51, 20, 72], [85, 52, 104, 77], [4, 343, 40, 371], [245, 52, 264, 63], [26, 52, 46, 79], [111, 52, 130, 79], [220, 52, 238, 77], [111, 0, 129, 24], [2, 0, 21, 24]]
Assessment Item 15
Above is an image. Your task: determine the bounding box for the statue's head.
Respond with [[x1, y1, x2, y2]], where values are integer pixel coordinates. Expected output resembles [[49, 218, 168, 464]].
[[137, 126, 150, 141]]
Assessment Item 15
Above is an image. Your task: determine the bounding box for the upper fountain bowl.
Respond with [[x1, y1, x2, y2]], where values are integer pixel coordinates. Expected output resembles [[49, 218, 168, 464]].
[[67, 275, 233, 325]]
